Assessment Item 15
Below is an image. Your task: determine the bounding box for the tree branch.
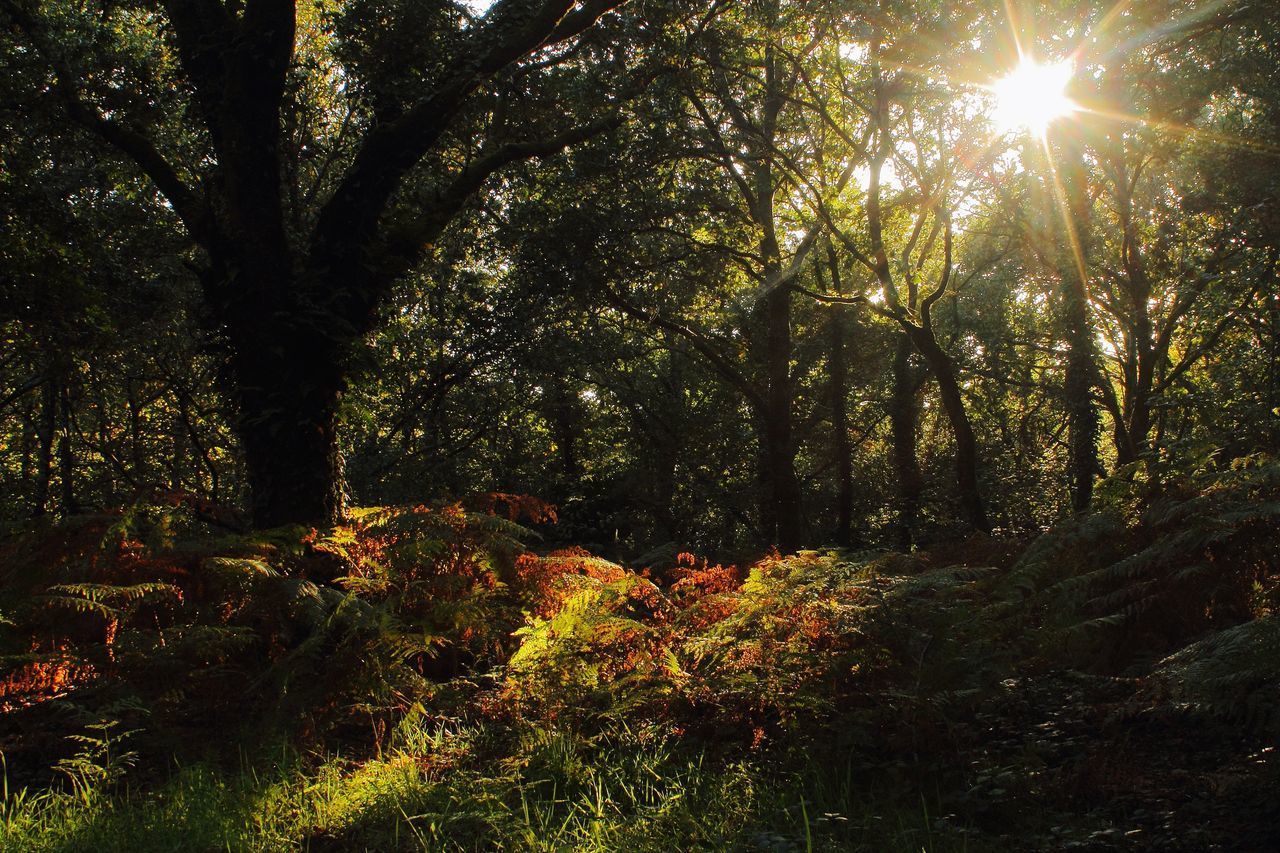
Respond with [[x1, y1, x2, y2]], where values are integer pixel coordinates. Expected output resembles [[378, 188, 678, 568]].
[[601, 286, 764, 407]]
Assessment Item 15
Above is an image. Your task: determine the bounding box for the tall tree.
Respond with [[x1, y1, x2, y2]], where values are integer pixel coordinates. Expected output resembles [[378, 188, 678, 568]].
[[804, 7, 997, 542]]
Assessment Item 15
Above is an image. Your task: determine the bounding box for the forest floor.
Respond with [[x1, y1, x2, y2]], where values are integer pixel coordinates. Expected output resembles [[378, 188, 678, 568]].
[[1, 463, 1278, 850]]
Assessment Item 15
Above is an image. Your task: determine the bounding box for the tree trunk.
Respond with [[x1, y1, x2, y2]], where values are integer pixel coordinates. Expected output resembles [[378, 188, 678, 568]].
[[651, 341, 686, 542], [753, 284, 804, 552], [1114, 183, 1156, 465], [823, 244, 853, 546], [1063, 310, 1100, 511], [224, 298, 348, 528], [127, 379, 145, 483], [33, 377, 56, 517], [1053, 132, 1101, 513], [1063, 287, 1101, 513], [828, 302, 854, 547], [890, 334, 922, 550], [235, 381, 345, 529], [545, 381, 583, 486], [749, 44, 803, 554], [651, 448, 678, 542], [907, 327, 991, 533], [1125, 303, 1156, 459], [58, 385, 77, 516], [1270, 286, 1279, 450]]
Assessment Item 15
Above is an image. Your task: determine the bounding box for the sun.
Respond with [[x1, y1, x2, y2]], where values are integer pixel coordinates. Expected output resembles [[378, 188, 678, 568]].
[[990, 58, 1078, 135]]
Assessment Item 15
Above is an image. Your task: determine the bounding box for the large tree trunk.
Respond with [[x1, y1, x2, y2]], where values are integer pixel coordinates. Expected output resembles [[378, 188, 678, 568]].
[[234, 371, 345, 529], [906, 327, 990, 533], [753, 283, 804, 553], [890, 334, 922, 550], [222, 283, 348, 528]]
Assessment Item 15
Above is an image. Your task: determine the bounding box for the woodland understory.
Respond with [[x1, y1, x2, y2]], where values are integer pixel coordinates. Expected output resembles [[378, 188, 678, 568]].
[[2, 0, 1280, 850], [0, 469, 1277, 851]]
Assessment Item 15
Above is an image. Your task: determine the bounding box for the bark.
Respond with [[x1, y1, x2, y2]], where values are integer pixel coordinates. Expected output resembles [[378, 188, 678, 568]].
[[1110, 153, 1156, 465], [752, 283, 804, 552], [747, 29, 803, 553], [545, 381, 583, 485], [890, 334, 922, 550], [1063, 283, 1101, 512], [1053, 132, 1101, 512], [650, 440, 680, 543], [825, 245, 854, 546], [905, 326, 990, 533], [902, 218, 990, 534], [127, 379, 144, 481], [222, 284, 348, 528], [650, 341, 686, 542], [1271, 286, 1280, 450]]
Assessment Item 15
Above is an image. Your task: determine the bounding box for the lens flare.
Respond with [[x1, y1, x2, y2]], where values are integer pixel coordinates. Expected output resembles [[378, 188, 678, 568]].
[[990, 59, 1078, 135]]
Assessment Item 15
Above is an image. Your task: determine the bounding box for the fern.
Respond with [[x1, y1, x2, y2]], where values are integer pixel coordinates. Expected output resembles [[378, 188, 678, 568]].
[[992, 455, 1280, 668], [1154, 616, 1280, 735], [41, 582, 182, 622], [54, 719, 142, 806]]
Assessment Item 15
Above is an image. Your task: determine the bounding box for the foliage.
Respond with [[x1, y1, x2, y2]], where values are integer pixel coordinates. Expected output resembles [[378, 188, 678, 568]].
[[996, 453, 1280, 669], [1, 458, 1279, 849]]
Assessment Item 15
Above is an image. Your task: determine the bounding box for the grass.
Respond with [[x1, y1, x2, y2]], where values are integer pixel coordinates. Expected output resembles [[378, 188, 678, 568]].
[[1, 718, 976, 852]]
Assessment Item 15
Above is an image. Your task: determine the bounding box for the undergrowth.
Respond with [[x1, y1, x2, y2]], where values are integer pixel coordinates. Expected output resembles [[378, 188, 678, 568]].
[[1, 455, 1277, 850]]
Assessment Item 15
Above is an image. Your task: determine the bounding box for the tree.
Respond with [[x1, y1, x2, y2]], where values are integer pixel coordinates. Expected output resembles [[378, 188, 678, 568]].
[[6, 0, 645, 527], [802, 5, 998, 543], [569, 0, 851, 551]]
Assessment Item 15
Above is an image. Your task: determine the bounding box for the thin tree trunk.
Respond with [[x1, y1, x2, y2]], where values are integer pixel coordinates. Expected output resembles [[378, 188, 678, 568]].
[[753, 284, 804, 552], [890, 334, 922, 550], [58, 385, 77, 516], [749, 36, 803, 554], [1270, 286, 1279, 450], [825, 245, 854, 546], [545, 380, 583, 487], [127, 379, 144, 485], [19, 397, 36, 504], [33, 377, 56, 517], [1063, 290, 1101, 512], [652, 340, 685, 542]]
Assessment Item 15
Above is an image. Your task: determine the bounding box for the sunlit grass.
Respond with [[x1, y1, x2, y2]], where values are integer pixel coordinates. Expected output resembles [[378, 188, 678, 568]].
[[2, 721, 984, 852]]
